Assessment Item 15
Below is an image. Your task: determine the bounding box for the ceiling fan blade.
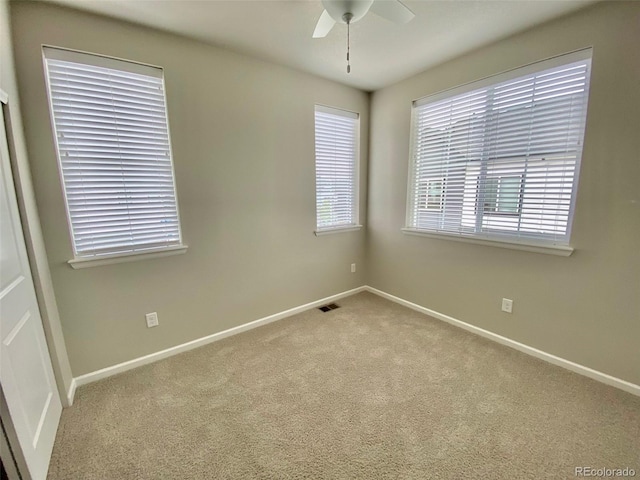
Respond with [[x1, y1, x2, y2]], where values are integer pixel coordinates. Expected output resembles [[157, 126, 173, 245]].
[[369, 0, 415, 24], [313, 9, 337, 38]]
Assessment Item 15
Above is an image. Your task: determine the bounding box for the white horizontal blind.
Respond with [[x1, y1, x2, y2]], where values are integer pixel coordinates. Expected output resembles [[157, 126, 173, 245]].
[[43, 47, 182, 257], [408, 50, 591, 246], [315, 105, 359, 230]]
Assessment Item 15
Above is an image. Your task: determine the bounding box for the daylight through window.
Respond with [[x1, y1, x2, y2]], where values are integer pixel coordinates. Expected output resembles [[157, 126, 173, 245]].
[[405, 50, 592, 247], [314, 105, 359, 232], [43, 47, 183, 260]]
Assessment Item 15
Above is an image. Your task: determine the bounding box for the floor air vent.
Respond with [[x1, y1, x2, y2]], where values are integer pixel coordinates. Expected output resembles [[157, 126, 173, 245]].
[[318, 303, 340, 312]]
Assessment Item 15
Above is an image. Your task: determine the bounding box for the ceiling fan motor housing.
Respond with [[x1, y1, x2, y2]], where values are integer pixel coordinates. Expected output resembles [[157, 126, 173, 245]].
[[322, 0, 375, 24]]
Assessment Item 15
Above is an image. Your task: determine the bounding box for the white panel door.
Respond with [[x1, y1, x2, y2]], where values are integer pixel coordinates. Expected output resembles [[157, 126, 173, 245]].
[[0, 97, 62, 480]]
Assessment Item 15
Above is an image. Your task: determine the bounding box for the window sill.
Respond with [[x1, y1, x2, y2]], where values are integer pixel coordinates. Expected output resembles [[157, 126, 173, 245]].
[[401, 228, 573, 257], [68, 245, 188, 269], [314, 225, 363, 236]]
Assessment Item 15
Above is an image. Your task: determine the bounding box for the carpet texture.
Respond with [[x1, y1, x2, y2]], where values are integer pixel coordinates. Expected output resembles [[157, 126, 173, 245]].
[[48, 292, 640, 479]]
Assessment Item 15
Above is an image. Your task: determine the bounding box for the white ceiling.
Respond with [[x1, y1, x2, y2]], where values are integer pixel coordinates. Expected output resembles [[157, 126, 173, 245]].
[[45, 0, 596, 91]]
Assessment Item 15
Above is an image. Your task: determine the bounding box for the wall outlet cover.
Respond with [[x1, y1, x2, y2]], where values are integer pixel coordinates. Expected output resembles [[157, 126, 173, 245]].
[[501, 298, 513, 314], [146, 312, 159, 328]]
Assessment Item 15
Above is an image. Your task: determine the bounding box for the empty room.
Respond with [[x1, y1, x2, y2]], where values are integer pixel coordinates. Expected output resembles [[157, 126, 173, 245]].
[[0, 0, 638, 478]]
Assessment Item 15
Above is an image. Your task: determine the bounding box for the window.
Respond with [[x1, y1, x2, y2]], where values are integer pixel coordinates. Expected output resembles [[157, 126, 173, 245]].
[[43, 47, 184, 265], [314, 105, 360, 234], [482, 175, 522, 215], [405, 50, 592, 250], [418, 179, 445, 212]]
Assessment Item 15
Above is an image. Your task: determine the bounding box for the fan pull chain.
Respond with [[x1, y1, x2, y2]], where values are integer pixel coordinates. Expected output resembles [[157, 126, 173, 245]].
[[346, 21, 351, 73]]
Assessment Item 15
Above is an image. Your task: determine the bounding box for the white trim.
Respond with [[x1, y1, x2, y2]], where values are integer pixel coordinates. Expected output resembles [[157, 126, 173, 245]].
[[314, 104, 359, 119], [68, 245, 188, 269], [74, 286, 367, 387], [364, 286, 640, 397], [66, 378, 77, 406], [413, 48, 592, 107], [314, 225, 363, 236], [71, 284, 639, 398], [401, 228, 574, 256], [42, 45, 163, 77], [0, 88, 8, 104]]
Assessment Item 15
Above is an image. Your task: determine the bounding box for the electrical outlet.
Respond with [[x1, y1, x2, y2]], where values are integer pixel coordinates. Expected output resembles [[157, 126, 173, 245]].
[[145, 312, 159, 328], [351, 263, 356, 273], [501, 298, 513, 314]]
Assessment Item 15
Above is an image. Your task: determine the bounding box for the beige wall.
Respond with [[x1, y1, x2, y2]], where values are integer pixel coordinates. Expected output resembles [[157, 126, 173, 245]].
[[10, 1, 369, 376], [367, 1, 640, 385], [9, 1, 639, 387], [1, 0, 73, 403]]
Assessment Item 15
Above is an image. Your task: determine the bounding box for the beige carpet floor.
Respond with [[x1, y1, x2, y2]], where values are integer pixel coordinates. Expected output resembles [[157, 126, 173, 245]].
[[48, 292, 640, 479]]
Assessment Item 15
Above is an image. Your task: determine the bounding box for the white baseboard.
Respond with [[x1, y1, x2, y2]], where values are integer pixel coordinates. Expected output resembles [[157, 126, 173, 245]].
[[365, 286, 640, 397], [73, 286, 367, 389], [69, 284, 639, 401], [66, 378, 77, 406]]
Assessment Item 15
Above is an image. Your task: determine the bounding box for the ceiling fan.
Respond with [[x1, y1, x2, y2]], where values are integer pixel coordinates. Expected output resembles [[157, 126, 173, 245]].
[[313, 0, 415, 73]]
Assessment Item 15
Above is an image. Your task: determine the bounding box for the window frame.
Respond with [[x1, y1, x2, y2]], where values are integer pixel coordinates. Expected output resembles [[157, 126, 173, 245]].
[[403, 49, 592, 256], [313, 104, 362, 236], [42, 46, 186, 268]]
